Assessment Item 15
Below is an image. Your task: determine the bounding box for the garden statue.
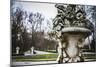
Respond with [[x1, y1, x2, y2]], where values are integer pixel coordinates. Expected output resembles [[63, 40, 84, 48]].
[[31, 46, 34, 54], [16, 46, 20, 54], [30, 46, 36, 54], [53, 4, 94, 63]]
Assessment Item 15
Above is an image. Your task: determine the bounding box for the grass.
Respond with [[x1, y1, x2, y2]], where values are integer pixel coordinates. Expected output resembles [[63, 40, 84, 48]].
[[44, 50, 57, 53], [82, 54, 96, 59], [15, 58, 57, 62], [12, 54, 58, 62], [12, 50, 96, 62]]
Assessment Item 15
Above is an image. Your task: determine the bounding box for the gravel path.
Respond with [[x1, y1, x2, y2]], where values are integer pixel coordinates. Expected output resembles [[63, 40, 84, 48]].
[[24, 50, 55, 56], [12, 61, 57, 66]]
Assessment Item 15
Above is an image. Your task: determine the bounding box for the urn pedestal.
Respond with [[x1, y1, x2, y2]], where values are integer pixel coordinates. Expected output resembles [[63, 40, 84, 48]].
[[59, 27, 91, 62]]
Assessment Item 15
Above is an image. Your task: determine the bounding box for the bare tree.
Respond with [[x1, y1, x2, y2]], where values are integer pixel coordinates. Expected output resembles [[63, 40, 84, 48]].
[[11, 6, 33, 55], [28, 12, 45, 50]]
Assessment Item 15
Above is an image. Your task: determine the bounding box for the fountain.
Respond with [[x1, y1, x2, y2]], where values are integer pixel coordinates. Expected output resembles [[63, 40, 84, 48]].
[[53, 4, 94, 63]]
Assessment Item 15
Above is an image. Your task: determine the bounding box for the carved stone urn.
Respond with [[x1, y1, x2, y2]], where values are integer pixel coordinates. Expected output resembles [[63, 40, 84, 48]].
[[61, 27, 91, 62], [53, 4, 94, 63]]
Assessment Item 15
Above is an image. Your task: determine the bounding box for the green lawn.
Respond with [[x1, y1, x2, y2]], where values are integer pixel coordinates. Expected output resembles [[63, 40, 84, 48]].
[[12, 54, 58, 62], [12, 52, 96, 62], [82, 54, 96, 59], [45, 50, 57, 53]]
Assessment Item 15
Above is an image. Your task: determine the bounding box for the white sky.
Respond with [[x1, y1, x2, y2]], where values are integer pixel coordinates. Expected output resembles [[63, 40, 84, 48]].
[[14, 1, 57, 33], [13, 1, 96, 33], [15, 1, 57, 19]]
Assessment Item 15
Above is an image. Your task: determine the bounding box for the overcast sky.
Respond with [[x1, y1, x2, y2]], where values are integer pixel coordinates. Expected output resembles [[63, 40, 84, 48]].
[[13, 0, 96, 33], [13, 1, 58, 33], [15, 1, 57, 19]]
